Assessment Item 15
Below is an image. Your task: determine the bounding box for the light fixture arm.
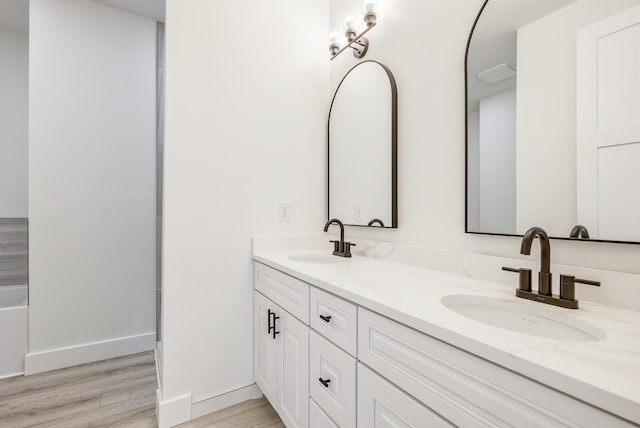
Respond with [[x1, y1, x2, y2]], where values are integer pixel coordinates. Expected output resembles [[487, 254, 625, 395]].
[[330, 23, 376, 61]]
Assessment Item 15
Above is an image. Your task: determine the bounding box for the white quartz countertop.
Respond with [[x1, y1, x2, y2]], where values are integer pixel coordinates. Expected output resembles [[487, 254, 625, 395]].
[[253, 248, 640, 424]]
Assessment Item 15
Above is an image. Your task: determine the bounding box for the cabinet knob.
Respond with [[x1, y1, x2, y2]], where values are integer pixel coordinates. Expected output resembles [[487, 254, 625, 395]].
[[318, 377, 331, 388], [319, 314, 332, 323]]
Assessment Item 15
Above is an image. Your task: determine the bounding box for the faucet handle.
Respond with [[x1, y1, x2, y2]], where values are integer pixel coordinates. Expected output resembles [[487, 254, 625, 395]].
[[343, 242, 356, 258], [502, 266, 532, 292], [329, 240, 341, 253], [560, 275, 600, 302]]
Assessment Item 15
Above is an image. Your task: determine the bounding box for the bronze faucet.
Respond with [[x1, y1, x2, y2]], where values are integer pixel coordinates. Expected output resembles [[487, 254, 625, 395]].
[[569, 225, 590, 239], [503, 226, 600, 309], [323, 219, 355, 257]]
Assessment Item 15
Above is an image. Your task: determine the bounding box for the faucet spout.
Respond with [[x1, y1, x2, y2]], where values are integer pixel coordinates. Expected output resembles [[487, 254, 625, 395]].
[[569, 224, 590, 239], [520, 226, 552, 295], [324, 218, 345, 242]]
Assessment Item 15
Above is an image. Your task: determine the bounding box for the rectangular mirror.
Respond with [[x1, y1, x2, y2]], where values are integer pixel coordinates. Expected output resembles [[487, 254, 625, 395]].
[[466, 0, 640, 243], [328, 60, 397, 228]]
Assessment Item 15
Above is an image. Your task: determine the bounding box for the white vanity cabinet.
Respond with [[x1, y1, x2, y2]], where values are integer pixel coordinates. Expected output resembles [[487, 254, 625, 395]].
[[254, 263, 310, 428], [254, 259, 636, 428]]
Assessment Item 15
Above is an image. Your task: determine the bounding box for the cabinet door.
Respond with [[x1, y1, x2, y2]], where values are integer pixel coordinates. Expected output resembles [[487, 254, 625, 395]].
[[254, 291, 278, 405], [277, 307, 309, 428], [309, 330, 356, 427], [358, 364, 453, 428]]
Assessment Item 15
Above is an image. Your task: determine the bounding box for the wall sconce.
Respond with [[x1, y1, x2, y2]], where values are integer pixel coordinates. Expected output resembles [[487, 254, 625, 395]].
[[329, 0, 378, 60]]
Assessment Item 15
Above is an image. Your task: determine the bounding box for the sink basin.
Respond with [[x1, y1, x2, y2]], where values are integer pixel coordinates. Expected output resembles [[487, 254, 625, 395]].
[[287, 254, 342, 264], [441, 295, 606, 342]]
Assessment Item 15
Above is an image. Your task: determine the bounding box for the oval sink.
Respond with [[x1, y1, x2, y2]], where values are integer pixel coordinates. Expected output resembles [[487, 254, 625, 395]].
[[441, 295, 606, 342], [288, 254, 341, 264]]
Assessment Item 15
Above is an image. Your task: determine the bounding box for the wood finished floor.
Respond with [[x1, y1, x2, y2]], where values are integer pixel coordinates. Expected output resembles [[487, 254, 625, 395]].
[[0, 351, 283, 427]]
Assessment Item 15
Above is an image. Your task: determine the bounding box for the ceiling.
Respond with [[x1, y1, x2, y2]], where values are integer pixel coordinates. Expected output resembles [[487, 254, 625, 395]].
[[467, 0, 576, 111], [93, 0, 165, 23], [0, 0, 164, 34]]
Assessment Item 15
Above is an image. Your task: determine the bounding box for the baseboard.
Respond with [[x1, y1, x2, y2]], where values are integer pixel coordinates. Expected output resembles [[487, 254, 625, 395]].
[[0, 371, 24, 380], [24, 332, 156, 375], [156, 390, 191, 428], [191, 383, 263, 420]]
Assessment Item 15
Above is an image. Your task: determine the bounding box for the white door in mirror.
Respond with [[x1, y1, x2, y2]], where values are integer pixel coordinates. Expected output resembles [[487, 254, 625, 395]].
[[577, 4, 640, 241]]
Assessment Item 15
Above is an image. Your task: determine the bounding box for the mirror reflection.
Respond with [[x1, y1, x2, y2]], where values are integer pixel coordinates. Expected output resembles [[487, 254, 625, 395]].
[[466, 0, 640, 242], [329, 60, 397, 228]]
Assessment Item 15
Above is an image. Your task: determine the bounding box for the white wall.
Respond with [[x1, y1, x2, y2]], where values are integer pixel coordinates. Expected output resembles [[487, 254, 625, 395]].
[[478, 89, 516, 234], [330, 0, 640, 275], [161, 0, 328, 421], [516, 0, 640, 237], [27, 0, 156, 372], [0, 26, 28, 218]]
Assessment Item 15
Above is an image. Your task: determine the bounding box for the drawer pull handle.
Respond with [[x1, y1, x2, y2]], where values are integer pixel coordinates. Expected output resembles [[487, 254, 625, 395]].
[[268, 309, 280, 339], [318, 377, 331, 388], [319, 314, 332, 323], [267, 309, 274, 334]]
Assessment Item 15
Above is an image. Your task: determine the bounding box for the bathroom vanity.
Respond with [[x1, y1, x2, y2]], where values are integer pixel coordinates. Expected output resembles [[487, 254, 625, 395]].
[[253, 237, 640, 427]]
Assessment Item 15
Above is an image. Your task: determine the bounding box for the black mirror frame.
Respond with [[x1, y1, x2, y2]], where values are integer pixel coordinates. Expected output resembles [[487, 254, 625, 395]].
[[464, 0, 639, 245], [327, 60, 398, 228]]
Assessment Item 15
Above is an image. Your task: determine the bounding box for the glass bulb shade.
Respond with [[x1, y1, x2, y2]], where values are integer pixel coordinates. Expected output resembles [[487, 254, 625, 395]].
[[364, 0, 376, 13], [330, 31, 340, 44], [344, 15, 356, 29]]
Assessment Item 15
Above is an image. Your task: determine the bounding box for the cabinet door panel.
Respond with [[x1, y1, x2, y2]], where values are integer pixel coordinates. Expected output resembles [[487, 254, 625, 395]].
[[309, 330, 356, 427], [254, 291, 277, 405], [255, 262, 310, 323], [278, 308, 309, 428], [310, 287, 357, 356], [358, 364, 453, 428], [310, 398, 339, 428]]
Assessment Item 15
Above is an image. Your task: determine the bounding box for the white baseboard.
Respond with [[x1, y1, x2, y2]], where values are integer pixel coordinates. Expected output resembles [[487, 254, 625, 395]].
[[0, 371, 24, 380], [191, 383, 263, 420], [156, 390, 191, 428], [24, 332, 156, 375]]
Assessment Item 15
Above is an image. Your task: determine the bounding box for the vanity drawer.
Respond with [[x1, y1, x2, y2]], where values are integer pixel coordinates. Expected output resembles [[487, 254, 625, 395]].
[[358, 363, 453, 428], [310, 398, 339, 428], [255, 262, 309, 324], [358, 308, 633, 428], [309, 330, 356, 428], [310, 287, 357, 356]]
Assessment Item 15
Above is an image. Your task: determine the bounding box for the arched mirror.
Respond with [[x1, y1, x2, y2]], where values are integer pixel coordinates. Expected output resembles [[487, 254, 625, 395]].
[[466, 0, 640, 243], [328, 60, 397, 228]]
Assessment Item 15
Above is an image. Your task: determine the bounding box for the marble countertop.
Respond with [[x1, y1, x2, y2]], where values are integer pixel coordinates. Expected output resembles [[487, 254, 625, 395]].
[[253, 246, 640, 424]]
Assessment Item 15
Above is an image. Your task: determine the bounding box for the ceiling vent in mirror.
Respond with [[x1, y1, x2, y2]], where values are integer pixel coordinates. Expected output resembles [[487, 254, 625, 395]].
[[478, 63, 516, 84]]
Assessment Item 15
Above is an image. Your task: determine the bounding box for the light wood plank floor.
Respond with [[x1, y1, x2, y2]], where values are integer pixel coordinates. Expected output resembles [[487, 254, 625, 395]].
[[0, 351, 283, 427]]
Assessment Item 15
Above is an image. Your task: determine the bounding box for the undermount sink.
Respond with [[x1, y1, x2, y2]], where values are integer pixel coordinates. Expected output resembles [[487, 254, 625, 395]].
[[441, 294, 606, 342], [288, 254, 341, 264]]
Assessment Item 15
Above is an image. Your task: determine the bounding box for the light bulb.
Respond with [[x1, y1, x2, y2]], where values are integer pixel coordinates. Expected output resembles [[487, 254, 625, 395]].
[[363, 0, 377, 27], [365, 0, 376, 13], [344, 15, 356, 30], [330, 31, 340, 44]]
